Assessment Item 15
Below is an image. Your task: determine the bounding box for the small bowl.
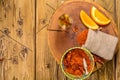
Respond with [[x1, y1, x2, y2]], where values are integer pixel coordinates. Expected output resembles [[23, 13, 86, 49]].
[[60, 47, 94, 80]]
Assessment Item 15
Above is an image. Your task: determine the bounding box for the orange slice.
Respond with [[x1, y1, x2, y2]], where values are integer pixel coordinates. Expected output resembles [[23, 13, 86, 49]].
[[91, 6, 111, 25], [80, 10, 99, 30]]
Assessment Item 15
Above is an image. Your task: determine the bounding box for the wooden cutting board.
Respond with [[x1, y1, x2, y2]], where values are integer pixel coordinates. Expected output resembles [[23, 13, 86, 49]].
[[48, 0, 118, 71]]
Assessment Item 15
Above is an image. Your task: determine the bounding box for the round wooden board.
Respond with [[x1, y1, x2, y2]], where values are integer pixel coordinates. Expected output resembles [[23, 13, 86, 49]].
[[48, 0, 118, 71]]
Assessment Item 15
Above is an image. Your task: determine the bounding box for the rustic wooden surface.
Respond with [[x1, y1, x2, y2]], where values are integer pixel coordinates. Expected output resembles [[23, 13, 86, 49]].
[[0, 0, 120, 80], [0, 0, 35, 80]]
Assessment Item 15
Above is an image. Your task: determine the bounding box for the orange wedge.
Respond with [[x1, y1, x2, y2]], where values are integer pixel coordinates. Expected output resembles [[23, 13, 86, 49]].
[[80, 10, 99, 30], [91, 6, 111, 25]]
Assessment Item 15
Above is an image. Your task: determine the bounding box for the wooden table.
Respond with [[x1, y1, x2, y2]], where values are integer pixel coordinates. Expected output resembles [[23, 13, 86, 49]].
[[0, 0, 119, 80]]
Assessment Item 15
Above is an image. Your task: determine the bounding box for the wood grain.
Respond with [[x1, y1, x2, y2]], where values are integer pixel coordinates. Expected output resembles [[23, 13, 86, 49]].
[[116, 0, 120, 80], [0, 0, 35, 80]]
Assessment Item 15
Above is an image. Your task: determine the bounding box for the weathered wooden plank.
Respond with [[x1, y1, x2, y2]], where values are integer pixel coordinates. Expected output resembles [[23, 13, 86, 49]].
[[0, 0, 35, 80], [116, 0, 120, 80], [36, 0, 63, 79], [94, 0, 116, 80]]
